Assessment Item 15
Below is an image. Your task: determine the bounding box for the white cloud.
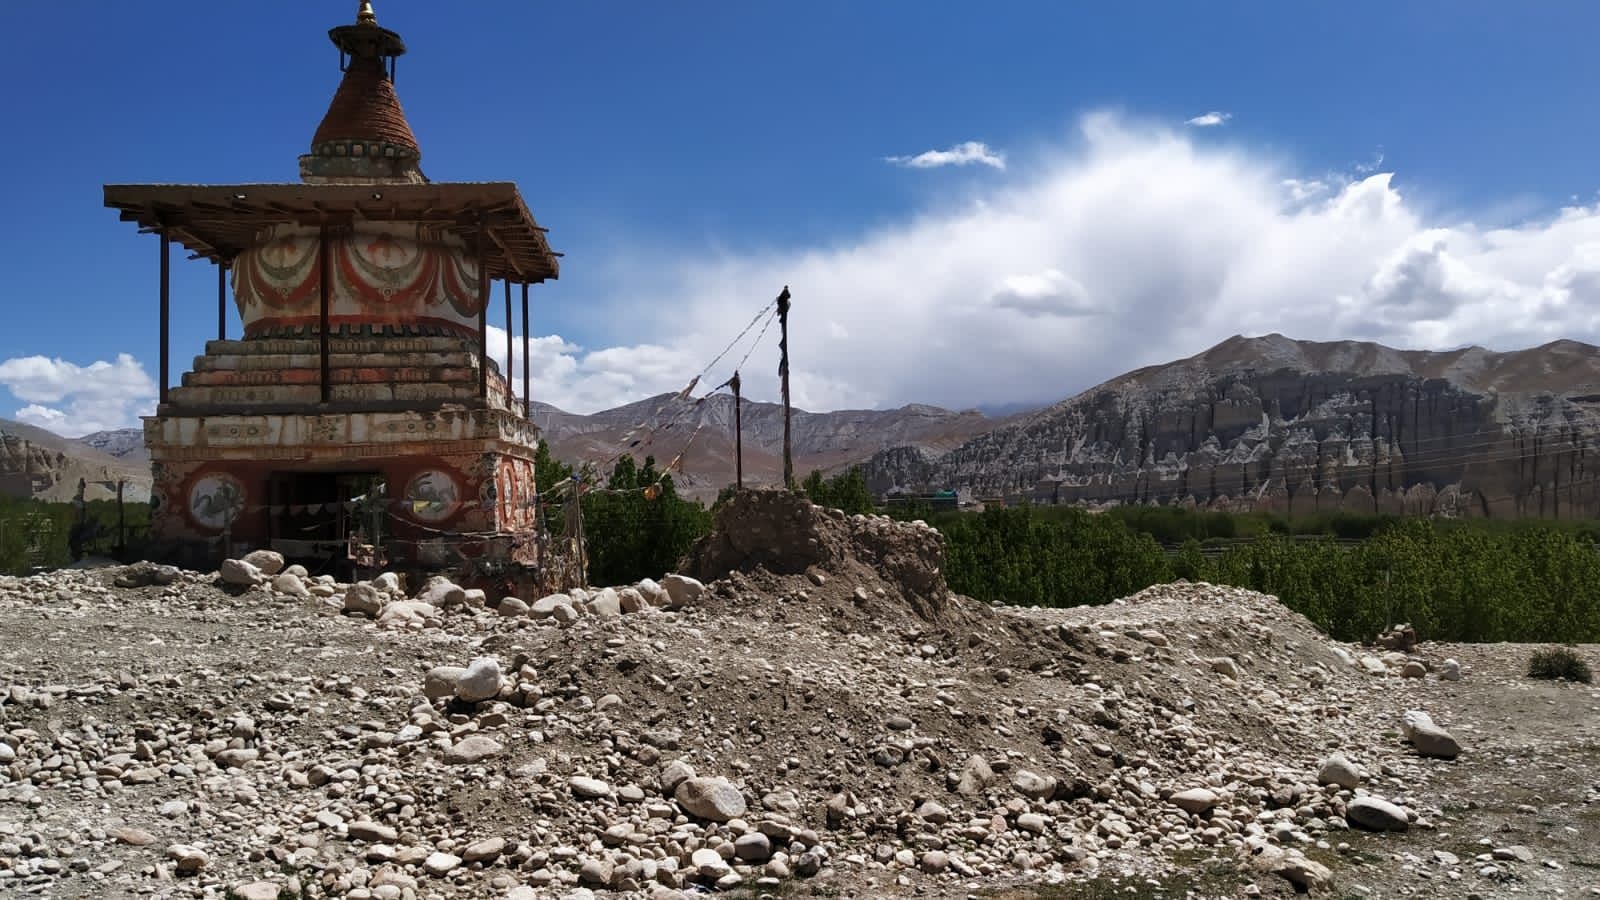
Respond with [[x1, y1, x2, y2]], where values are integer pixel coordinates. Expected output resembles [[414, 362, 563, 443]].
[[989, 269, 1097, 318], [886, 141, 1006, 170], [0, 353, 156, 436], [1185, 111, 1232, 127], [533, 110, 1600, 414]]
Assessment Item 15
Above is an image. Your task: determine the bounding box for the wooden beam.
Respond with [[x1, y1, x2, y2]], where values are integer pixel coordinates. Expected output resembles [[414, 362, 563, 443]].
[[217, 258, 229, 341], [503, 279, 514, 409], [477, 226, 489, 402], [521, 282, 530, 414], [159, 229, 170, 405], [319, 225, 332, 403]]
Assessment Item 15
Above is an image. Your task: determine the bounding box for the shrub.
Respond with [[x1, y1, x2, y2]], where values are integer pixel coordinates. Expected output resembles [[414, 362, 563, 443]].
[[1527, 646, 1594, 684]]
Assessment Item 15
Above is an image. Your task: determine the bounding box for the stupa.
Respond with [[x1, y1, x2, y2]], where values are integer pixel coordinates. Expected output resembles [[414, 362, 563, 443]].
[[104, 2, 559, 570]]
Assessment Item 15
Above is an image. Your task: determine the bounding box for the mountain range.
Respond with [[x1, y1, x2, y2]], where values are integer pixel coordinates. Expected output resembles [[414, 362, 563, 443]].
[[10, 332, 1600, 518], [864, 333, 1600, 518]]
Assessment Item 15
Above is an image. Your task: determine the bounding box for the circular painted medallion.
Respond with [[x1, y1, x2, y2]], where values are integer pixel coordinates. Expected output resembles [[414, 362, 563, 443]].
[[188, 473, 246, 531], [404, 469, 460, 522]]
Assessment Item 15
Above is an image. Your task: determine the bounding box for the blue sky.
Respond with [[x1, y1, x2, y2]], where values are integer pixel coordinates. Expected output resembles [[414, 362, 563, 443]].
[[5, 2, 1600, 434]]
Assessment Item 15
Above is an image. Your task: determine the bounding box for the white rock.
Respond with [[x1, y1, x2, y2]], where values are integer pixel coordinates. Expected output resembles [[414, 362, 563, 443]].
[[569, 776, 613, 799], [418, 576, 466, 607], [618, 587, 648, 614], [1440, 658, 1462, 681], [1171, 787, 1218, 814], [272, 572, 310, 598], [372, 571, 402, 593], [660, 760, 696, 794], [241, 549, 286, 575], [498, 596, 530, 617], [588, 587, 622, 618], [660, 574, 705, 609], [219, 558, 262, 587], [343, 582, 384, 617], [1402, 710, 1462, 759], [531, 593, 570, 619], [455, 657, 504, 702], [675, 776, 747, 821], [165, 843, 209, 873], [1347, 796, 1410, 831], [1317, 753, 1362, 789], [423, 851, 462, 876], [444, 735, 503, 764], [1010, 769, 1057, 801]]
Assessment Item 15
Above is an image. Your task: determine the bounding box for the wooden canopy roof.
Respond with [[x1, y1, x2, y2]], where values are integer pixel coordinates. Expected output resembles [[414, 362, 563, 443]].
[[104, 182, 561, 282]]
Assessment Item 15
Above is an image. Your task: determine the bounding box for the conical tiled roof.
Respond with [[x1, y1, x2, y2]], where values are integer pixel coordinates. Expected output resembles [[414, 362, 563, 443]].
[[311, 57, 419, 152], [300, 3, 425, 184]]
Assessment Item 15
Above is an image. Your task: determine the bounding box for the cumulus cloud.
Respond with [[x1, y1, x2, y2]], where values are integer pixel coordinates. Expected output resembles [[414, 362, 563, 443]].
[[0, 353, 156, 436], [989, 270, 1097, 318], [536, 110, 1600, 415], [1185, 111, 1232, 127], [886, 141, 1006, 170]]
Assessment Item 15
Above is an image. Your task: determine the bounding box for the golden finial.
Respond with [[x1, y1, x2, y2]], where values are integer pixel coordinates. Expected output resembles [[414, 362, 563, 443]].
[[356, 1, 377, 25]]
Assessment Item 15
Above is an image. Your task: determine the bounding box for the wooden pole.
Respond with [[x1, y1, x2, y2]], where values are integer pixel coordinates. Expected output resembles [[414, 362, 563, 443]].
[[503, 278, 514, 407], [158, 230, 170, 405], [731, 371, 743, 490], [217, 259, 228, 341], [777, 286, 793, 490], [318, 226, 332, 403], [477, 226, 489, 402], [521, 282, 530, 415]]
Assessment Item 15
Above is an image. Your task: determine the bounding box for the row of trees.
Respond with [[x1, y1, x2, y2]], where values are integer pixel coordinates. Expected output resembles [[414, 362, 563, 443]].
[[0, 496, 148, 574]]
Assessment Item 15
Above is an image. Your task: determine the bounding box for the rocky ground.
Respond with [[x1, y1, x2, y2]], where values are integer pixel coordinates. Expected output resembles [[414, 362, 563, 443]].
[[0, 490, 1597, 899]]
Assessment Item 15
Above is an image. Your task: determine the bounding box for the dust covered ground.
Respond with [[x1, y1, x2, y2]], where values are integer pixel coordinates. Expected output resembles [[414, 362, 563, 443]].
[[0, 490, 1597, 899]]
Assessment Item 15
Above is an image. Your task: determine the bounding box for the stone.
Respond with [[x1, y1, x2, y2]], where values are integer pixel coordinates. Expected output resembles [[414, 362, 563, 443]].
[[348, 821, 398, 842], [462, 836, 506, 863], [166, 843, 209, 874], [570, 776, 613, 799], [1346, 796, 1410, 832], [691, 847, 730, 878], [618, 587, 649, 613], [272, 572, 310, 598], [1016, 812, 1048, 834], [636, 578, 669, 606], [588, 587, 622, 618], [1440, 658, 1462, 681], [1171, 787, 1219, 814], [418, 576, 467, 607], [660, 574, 705, 609], [551, 602, 580, 625], [423, 851, 462, 876], [231, 882, 283, 900], [445, 735, 503, 764], [660, 760, 696, 794], [424, 665, 466, 699], [0, 742, 14, 763], [219, 558, 262, 587], [455, 656, 504, 702], [111, 826, 157, 846], [1317, 753, 1362, 789], [1403, 710, 1462, 759], [675, 776, 747, 822], [498, 596, 529, 617], [1400, 660, 1427, 678], [372, 571, 402, 593], [531, 593, 570, 619], [378, 600, 434, 628], [1250, 843, 1334, 892], [1358, 655, 1389, 676], [733, 832, 772, 861], [344, 582, 384, 617], [241, 549, 286, 575], [920, 850, 950, 874], [956, 754, 995, 796], [578, 857, 613, 886], [462, 588, 487, 607], [1210, 657, 1241, 678], [1010, 769, 1057, 801]]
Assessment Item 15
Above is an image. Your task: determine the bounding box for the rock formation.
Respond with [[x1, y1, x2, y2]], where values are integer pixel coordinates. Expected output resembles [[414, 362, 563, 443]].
[[866, 334, 1600, 518]]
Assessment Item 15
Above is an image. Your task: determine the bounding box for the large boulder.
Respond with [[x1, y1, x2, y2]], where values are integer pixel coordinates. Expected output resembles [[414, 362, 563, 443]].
[[417, 576, 466, 607], [660, 574, 705, 609], [454, 657, 504, 703], [674, 776, 747, 822], [1347, 796, 1410, 832], [219, 558, 263, 587], [241, 549, 286, 576], [343, 582, 384, 617], [1402, 710, 1462, 759]]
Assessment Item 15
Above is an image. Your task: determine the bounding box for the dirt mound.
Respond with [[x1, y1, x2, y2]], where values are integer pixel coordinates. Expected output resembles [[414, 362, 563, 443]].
[[685, 488, 959, 625]]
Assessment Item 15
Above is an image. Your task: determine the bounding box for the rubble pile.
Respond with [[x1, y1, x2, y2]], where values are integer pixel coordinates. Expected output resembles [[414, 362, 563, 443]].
[[0, 491, 1588, 898]]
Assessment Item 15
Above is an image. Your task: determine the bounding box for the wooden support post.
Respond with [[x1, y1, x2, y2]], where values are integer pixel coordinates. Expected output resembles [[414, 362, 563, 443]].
[[520, 282, 530, 414], [503, 278, 514, 408], [318, 226, 332, 403], [731, 371, 743, 490], [158, 230, 170, 405], [477, 227, 490, 402], [777, 286, 794, 490], [217, 259, 229, 341]]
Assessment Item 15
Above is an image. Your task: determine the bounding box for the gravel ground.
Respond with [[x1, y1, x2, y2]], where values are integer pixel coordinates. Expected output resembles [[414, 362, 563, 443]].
[[0, 491, 1597, 899]]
